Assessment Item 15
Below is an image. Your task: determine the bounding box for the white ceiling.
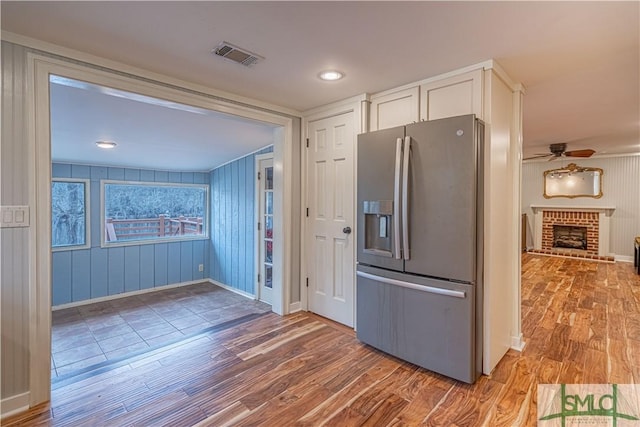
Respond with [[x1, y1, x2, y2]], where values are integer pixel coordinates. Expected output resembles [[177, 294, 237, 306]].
[[49, 78, 276, 171], [2, 1, 639, 163]]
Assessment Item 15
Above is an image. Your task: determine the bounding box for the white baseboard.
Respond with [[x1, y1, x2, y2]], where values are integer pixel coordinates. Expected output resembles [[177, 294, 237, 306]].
[[510, 334, 526, 352], [614, 255, 633, 263], [52, 279, 212, 310], [208, 279, 256, 300], [288, 301, 301, 313], [1, 392, 30, 420]]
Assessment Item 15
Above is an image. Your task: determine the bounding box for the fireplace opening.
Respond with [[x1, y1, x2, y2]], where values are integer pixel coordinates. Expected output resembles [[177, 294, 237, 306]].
[[553, 225, 587, 250]]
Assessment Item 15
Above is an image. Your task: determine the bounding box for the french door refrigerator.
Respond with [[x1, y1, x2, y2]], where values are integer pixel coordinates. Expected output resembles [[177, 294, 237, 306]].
[[356, 114, 484, 384]]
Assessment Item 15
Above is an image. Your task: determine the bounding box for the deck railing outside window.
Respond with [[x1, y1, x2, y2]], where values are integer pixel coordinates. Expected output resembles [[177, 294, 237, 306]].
[[105, 215, 204, 242]]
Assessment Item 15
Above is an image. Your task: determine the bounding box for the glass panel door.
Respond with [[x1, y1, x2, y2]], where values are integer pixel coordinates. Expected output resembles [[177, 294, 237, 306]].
[[257, 155, 274, 304]]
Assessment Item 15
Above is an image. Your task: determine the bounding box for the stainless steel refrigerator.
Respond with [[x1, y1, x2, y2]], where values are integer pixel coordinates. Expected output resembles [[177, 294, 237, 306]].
[[356, 114, 484, 384]]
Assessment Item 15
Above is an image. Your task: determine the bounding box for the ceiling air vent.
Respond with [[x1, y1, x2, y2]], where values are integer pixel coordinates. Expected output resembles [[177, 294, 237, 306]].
[[212, 41, 264, 67]]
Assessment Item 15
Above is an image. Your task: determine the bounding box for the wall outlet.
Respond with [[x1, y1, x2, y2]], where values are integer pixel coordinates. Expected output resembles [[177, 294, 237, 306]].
[[198, 264, 204, 272]]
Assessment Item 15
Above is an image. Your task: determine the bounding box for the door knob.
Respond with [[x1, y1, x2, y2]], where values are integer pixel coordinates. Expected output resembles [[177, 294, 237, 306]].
[[343, 226, 352, 234]]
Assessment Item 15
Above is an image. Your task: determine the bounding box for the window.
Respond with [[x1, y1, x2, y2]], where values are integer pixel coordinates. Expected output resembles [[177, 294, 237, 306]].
[[52, 179, 90, 250], [102, 180, 208, 247]]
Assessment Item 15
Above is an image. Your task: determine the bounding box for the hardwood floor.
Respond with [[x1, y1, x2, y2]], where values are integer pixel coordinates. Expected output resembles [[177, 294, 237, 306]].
[[4, 254, 640, 426]]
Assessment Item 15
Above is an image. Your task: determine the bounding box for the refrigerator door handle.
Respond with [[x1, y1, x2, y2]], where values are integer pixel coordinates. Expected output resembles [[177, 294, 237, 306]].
[[393, 137, 403, 259], [356, 271, 466, 299], [401, 136, 411, 260]]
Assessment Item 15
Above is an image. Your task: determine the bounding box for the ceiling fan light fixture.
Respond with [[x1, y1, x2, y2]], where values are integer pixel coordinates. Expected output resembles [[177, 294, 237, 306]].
[[96, 140, 117, 149]]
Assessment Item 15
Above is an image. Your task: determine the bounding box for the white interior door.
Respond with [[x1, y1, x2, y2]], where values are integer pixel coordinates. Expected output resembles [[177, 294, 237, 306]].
[[257, 155, 274, 305], [306, 112, 355, 327]]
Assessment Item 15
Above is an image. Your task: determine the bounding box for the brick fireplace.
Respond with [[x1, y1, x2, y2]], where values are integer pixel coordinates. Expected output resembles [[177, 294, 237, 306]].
[[542, 211, 598, 255], [530, 205, 615, 261]]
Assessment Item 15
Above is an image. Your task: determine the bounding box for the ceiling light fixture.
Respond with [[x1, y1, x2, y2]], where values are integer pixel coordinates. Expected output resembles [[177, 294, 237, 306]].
[[96, 141, 117, 149], [318, 70, 344, 81]]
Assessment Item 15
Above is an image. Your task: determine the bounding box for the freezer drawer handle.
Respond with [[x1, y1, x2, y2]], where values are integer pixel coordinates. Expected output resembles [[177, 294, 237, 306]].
[[356, 271, 466, 299]]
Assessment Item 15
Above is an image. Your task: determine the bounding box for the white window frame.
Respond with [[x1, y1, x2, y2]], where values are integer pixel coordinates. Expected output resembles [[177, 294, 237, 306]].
[[51, 178, 91, 251], [100, 179, 210, 248]]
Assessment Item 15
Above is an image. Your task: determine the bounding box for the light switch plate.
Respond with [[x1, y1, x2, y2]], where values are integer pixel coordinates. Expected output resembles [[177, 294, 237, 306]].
[[0, 206, 30, 228]]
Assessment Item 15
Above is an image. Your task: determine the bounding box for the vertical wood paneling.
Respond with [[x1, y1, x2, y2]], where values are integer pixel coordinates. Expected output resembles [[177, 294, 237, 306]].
[[181, 172, 194, 184], [52, 163, 210, 305], [71, 250, 91, 301], [194, 172, 207, 184], [90, 180, 101, 247], [107, 247, 125, 295], [193, 240, 205, 280], [246, 154, 255, 294], [180, 241, 193, 282], [203, 239, 210, 278], [167, 242, 181, 284], [2, 41, 35, 400], [209, 146, 273, 294], [108, 167, 125, 180], [91, 166, 108, 180], [139, 245, 155, 290], [124, 246, 141, 293], [52, 252, 72, 305], [140, 169, 155, 182], [52, 163, 71, 177], [124, 168, 140, 181], [212, 169, 220, 280], [522, 155, 640, 257], [155, 170, 168, 182], [231, 161, 239, 289], [154, 244, 168, 286], [71, 164, 91, 179], [168, 171, 181, 183], [90, 248, 109, 298], [238, 157, 247, 293]]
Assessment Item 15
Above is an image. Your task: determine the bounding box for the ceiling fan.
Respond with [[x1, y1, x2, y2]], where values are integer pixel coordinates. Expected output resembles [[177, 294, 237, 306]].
[[524, 143, 595, 161]]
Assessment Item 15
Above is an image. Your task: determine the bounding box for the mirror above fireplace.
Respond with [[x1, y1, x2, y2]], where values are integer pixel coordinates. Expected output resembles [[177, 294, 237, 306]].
[[543, 163, 603, 199]]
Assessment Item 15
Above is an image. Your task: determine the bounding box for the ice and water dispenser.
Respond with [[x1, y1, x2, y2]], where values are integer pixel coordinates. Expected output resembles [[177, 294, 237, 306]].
[[363, 200, 393, 257]]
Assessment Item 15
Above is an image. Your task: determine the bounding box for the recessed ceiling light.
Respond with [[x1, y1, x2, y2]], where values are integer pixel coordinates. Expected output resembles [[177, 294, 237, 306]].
[[318, 70, 344, 81], [96, 141, 117, 149]]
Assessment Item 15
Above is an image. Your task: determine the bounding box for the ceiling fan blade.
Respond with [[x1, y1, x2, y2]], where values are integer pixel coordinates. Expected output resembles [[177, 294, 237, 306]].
[[565, 149, 595, 158], [523, 153, 553, 160]]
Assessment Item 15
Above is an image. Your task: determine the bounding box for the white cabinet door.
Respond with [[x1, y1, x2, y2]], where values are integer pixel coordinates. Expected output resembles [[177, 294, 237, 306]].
[[369, 86, 419, 131], [420, 69, 483, 121], [306, 112, 355, 327]]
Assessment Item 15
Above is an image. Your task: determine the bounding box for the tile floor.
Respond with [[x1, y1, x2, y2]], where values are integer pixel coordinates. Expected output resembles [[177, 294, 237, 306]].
[[51, 282, 271, 378]]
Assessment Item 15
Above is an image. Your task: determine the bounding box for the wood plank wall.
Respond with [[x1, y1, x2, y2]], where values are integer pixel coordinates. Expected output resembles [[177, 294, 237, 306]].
[[0, 40, 30, 403], [209, 147, 273, 296], [522, 155, 640, 258], [51, 163, 209, 305]]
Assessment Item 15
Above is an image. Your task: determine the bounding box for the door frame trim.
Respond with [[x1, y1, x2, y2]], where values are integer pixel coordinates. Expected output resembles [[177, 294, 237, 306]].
[[26, 52, 294, 405]]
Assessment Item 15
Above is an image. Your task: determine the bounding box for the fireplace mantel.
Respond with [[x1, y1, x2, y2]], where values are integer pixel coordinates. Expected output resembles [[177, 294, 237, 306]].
[[530, 205, 616, 216], [530, 206, 615, 257]]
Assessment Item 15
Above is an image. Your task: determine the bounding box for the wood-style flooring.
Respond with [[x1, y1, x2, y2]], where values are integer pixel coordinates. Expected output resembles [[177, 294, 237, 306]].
[[4, 254, 640, 426]]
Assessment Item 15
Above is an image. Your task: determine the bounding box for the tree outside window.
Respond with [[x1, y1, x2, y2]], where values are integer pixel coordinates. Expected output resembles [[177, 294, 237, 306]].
[[52, 179, 90, 249]]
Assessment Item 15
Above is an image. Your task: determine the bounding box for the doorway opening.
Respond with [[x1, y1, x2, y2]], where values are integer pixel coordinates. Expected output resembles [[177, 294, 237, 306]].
[[30, 53, 293, 404], [49, 75, 277, 379]]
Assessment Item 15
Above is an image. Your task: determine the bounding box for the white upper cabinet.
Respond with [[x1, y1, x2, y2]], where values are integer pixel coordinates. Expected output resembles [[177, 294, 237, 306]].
[[369, 86, 420, 131], [368, 69, 484, 132], [419, 69, 483, 121]]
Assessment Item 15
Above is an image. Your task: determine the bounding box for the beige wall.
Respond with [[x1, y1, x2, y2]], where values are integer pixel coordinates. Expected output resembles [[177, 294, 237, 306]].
[[522, 155, 640, 258]]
